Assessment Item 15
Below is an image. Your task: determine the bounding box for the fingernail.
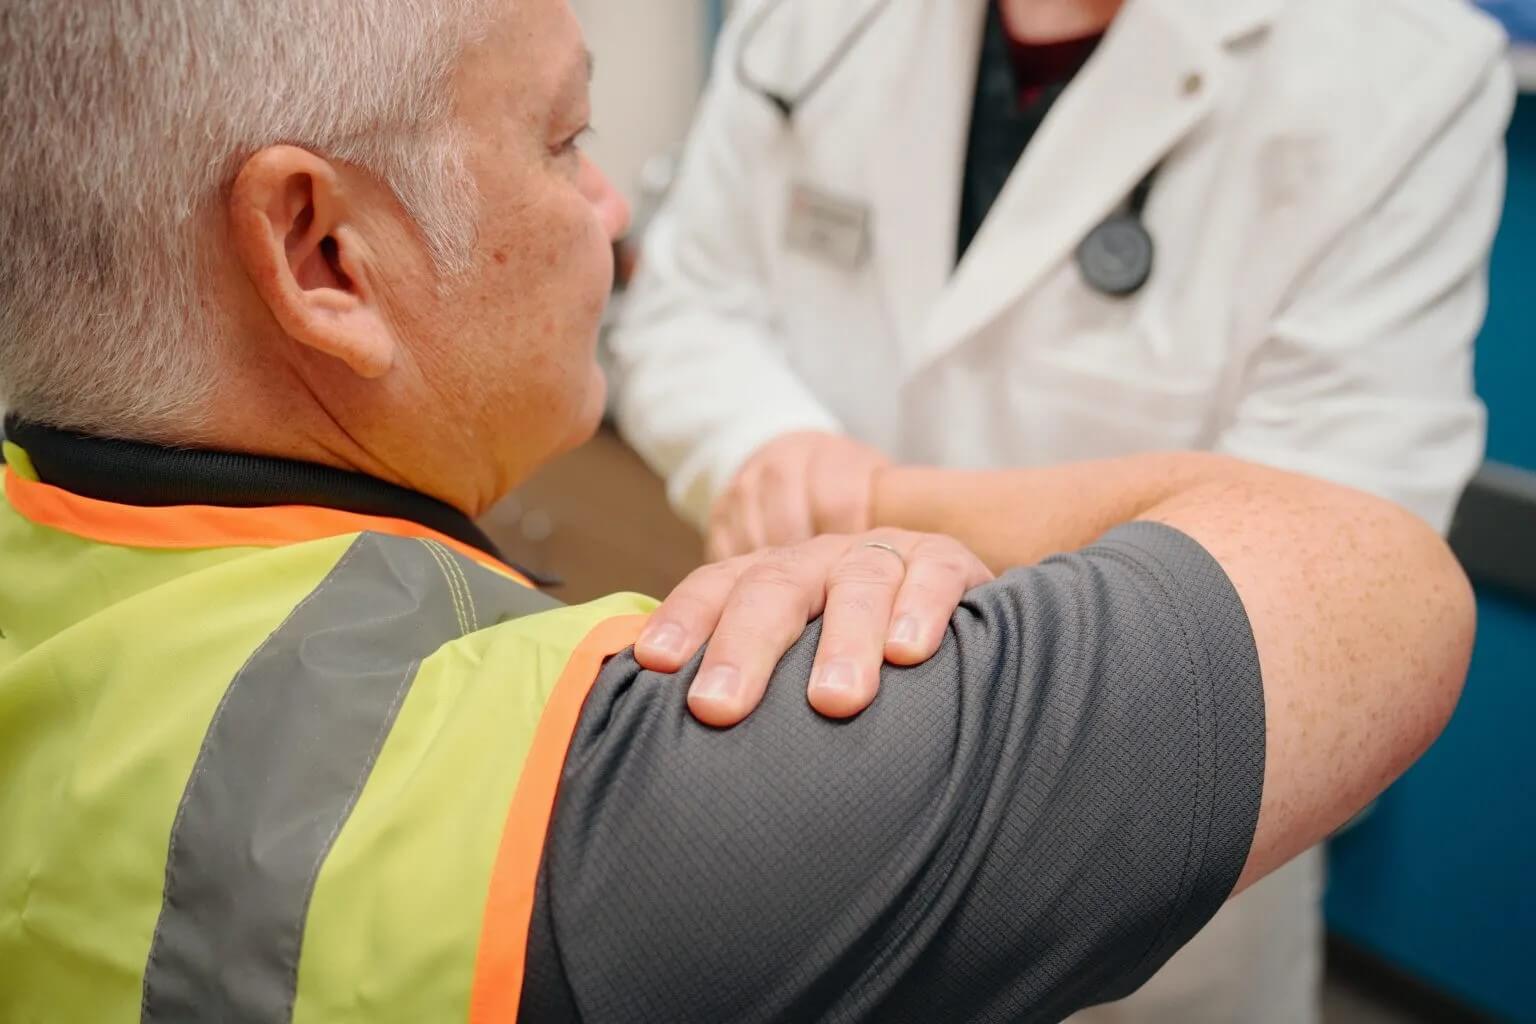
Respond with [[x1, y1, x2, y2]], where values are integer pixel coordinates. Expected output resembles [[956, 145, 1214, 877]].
[[889, 615, 920, 646], [690, 665, 742, 704], [809, 660, 858, 698], [643, 622, 685, 657]]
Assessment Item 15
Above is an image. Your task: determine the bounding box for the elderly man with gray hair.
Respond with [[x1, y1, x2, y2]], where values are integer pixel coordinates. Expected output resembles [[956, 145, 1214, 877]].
[[0, 1, 1475, 1021]]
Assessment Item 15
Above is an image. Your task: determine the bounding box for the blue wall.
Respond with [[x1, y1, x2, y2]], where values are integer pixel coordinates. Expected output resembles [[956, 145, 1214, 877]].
[[705, 0, 727, 64], [1325, 97, 1536, 1024], [1480, 97, 1536, 469], [1479, 1, 1536, 46]]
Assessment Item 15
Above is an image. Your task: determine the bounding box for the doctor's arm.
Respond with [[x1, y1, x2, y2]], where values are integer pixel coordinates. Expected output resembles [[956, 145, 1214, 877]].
[[608, 5, 850, 533], [1214, 61, 1512, 531]]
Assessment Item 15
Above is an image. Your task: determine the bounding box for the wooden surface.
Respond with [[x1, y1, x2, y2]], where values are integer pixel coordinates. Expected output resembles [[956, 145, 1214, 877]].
[[480, 426, 704, 604]]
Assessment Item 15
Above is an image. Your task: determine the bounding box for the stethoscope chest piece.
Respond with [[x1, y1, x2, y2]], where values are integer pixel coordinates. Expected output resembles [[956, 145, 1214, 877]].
[[1075, 213, 1155, 298]]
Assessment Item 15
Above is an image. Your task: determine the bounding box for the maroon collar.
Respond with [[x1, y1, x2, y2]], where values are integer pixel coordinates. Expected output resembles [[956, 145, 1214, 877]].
[[997, 3, 1104, 107]]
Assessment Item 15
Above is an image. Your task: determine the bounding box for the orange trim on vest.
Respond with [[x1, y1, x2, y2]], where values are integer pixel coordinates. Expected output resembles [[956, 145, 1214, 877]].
[[2, 466, 532, 586], [468, 613, 650, 1024]]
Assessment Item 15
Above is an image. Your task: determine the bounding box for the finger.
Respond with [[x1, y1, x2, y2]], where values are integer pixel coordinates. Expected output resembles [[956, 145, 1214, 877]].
[[806, 540, 907, 719], [758, 457, 815, 548], [883, 538, 994, 666], [688, 540, 841, 727], [634, 560, 744, 673]]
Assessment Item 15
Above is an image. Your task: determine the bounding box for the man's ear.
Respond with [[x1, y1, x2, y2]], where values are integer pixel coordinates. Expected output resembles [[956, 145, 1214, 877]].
[[229, 145, 396, 379]]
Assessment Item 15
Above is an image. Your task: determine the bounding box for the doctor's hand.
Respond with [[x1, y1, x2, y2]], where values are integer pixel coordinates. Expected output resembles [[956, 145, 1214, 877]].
[[707, 431, 891, 561], [634, 530, 993, 727]]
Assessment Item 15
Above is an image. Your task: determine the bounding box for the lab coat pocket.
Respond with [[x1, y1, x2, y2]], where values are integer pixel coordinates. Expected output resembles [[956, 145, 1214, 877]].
[[775, 242, 893, 374], [1011, 341, 1220, 459]]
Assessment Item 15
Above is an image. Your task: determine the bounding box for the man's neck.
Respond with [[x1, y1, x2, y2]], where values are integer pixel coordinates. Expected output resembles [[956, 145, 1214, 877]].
[[997, 0, 1125, 43], [2, 416, 512, 561], [204, 325, 501, 518]]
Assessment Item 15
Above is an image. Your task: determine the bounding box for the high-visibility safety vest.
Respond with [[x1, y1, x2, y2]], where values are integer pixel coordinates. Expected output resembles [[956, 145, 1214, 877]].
[[0, 439, 655, 1023]]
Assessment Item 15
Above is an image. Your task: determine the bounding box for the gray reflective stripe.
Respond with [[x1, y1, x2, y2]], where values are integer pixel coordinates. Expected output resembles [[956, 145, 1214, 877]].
[[141, 532, 558, 1024]]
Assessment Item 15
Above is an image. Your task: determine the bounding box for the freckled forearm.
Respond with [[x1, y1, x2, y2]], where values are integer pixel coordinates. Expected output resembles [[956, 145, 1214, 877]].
[[869, 453, 1248, 571]]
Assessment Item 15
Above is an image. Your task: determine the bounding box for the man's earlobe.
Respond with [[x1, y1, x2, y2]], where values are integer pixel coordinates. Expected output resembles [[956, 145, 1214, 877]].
[[229, 145, 396, 380]]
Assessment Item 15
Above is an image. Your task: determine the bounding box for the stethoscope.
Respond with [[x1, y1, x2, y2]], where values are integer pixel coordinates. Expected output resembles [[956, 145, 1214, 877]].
[[734, 0, 1159, 298]]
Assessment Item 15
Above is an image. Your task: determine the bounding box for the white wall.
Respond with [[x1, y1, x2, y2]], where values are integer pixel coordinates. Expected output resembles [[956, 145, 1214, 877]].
[[571, 0, 708, 205]]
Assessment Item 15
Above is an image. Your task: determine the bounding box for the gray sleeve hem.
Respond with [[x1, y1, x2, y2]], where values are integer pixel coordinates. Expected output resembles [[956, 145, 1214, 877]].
[[1085, 521, 1267, 975]]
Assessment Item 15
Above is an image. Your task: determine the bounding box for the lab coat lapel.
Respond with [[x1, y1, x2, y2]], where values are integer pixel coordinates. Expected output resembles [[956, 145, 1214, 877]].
[[913, 0, 1223, 374], [863, 0, 987, 360]]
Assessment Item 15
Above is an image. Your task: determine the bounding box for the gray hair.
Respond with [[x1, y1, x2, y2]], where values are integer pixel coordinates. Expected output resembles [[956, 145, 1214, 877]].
[[0, 0, 492, 438]]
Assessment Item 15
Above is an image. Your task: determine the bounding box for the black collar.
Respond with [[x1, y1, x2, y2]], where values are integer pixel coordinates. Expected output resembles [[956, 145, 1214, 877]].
[[3, 416, 517, 569]]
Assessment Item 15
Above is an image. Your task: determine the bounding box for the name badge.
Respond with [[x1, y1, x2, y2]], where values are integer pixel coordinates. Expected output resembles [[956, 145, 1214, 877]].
[[785, 182, 871, 271]]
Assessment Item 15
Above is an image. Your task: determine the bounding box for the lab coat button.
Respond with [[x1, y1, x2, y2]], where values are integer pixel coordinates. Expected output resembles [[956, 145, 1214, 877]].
[[1181, 72, 1204, 97]]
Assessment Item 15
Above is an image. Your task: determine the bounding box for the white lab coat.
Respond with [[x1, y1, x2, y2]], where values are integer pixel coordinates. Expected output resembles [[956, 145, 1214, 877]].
[[611, 0, 1510, 1020]]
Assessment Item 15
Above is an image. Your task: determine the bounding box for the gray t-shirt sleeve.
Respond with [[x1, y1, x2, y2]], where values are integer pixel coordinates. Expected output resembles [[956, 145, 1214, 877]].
[[520, 522, 1266, 1023]]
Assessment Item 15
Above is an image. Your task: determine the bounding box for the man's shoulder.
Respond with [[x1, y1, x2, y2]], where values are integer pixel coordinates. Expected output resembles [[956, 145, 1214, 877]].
[[461, 589, 656, 665], [529, 524, 1266, 1024]]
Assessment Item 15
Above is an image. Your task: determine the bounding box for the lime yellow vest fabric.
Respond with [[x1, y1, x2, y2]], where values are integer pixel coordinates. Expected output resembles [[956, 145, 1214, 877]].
[[0, 449, 654, 1023]]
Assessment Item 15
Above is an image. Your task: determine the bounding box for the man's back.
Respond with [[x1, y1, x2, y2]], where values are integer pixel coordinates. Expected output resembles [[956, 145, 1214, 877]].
[[0, 436, 654, 1021]]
